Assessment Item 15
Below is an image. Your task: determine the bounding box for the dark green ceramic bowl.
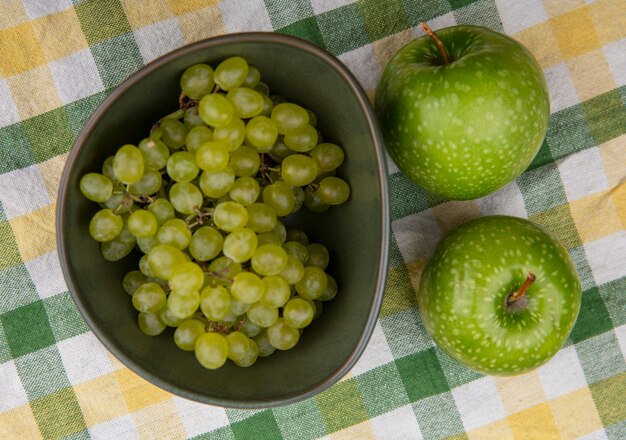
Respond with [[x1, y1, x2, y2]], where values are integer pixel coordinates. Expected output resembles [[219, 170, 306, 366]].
[[57, 32, 389, 408]]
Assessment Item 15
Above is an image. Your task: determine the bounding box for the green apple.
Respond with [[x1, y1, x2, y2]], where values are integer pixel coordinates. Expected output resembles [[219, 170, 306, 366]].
[[375, 24, 550, 200], [418, 216, 581, 375]]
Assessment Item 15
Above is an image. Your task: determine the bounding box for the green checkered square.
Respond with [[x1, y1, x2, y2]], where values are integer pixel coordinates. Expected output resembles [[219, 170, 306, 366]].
[[91, 34, 144, 89], [528, 204, 583, 249], [264, 0, 314, 29], [527, 139, 554, 171], [387, 232, 406, 268], [74, 0, 132, 45], [0, 322, 10, 363], [449, 0, 480, 8], [412, 392, 466, 439], [356, 363, 410, 417], [576, 331, 626, 385], [582, 88, 626, 145], [402, 0, 452, 24], [1, 301, 55, 358], [389, 173, 445, 220], [545, 105, 595, 160], [590, 373, 626, 428], [225, 408, 264, 424], [64, 90, 109, 137], [598, 278, 626, 327], [569, 287, 613, 343], [277, 16, 325, 49], [395, 348, 449, 401], [43, 293, 89, 342], [271, 398, 326, 440], [435, 348, 483, 388], [30, 386, 87, 440], [569, 246, 595, 291], [453, 0, 504, 32], [0, 123, 36, 175], [21, 108, 74, 164], [14, 345, 71, 399], [316, 4, 371, 55], [380, 308, 434, 357], [0, 263, 38, 315], [316, 377, 369, 432], [517, 163, 569, 216], [358, 0, 411, 42], [193, 426, 235, 440], [231, 410, 282, 440]]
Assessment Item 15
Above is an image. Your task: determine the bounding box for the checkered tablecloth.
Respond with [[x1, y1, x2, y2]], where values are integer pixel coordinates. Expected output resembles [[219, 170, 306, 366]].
[[0, 0, 625, 439]]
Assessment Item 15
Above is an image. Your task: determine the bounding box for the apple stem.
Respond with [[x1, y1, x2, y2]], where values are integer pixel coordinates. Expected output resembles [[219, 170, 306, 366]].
[[507, 272, 536, 304], [419, 22, 451, 65]]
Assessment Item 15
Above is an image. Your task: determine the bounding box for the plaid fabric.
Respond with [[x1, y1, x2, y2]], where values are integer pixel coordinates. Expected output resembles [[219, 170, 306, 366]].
[[0, 0, 625, 439]]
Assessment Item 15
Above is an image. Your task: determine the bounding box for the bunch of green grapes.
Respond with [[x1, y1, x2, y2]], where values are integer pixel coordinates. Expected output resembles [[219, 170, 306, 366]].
[[79, 57, 348, 370]]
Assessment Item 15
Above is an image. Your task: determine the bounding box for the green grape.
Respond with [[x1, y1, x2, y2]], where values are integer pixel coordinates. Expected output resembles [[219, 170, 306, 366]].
[[132, 282, 167, 313], [313, 300, 323, 320], [284, 124, 318, 152], [242, 66, 260, 88], [102, 156, 117, 182], [318, 274, 337, 301], [147, 244, 187, 280], [254, 331, 275, 357], [313, 169, 337, 183], [200, 285, 231, 321], [213, 201, 248, 232], [80, 173, 113, 202], [113, 144, 144, 184], [169, 261, 204, 293], [260, 275, 290, 307], [245, 116, 278, 149], [160, 306, 186, 327], [128, 209, 158, 238], [245, 203, 277, 233], [169, 182, 203, 215], [138, 312, 166, 336], [160, 118, 188, 149], [148, 198, 175, 225], [223, 228, 258, 263], [230, 145, 261, 177], [271, 103, 309, 134], [278, 255, 305, 285], [229, 297, 251, 315], [196, 140, 230, 172], [283, 297, 315, 329], [225, 331, 250, 362], [272, 221, 287, 243], [311, 143, 344, 172], [195, 332, 229, 369], [292, 186, 304, 213], [137, 235, 158, 254], [239, 316, 262, 338], [189, 226, 223, 261], [167, 290, 200, 319], [295, 266, 328, 300], [254, 81, 270, 96], [231, 272, 265, 304], [304, 186, 329, 213], [268, 136, 293, 162], [167, 151, 199, 183], [306, 109, 318, 127], [139, 254, 155, 277], [164, 109, 185, 120], [129, 170, 162, 196], [199, 166, 235, 198], [307, 243, 329, 269], [138, 137, 170, 171], [208, 256, 242, 284], [247, 302, 278, 328], [89, 209, 123, 242], [101, 233, 135, 261], [262, 181, 295, 217], [318, 176, 351, 206], [156, 218, 192, 250], [213, 118, 246, 151], [180, 64, 215, 99], [267, 318, 300, 350], [260, 95, 274, 117], [220, 312, 239, 327], [174, 319, 206, 351], [256, 231, 281, 246], [184, 106, 205, 129], [251, 244, 288, 276], [233, 339, 258, 367], [199, 93, 234, 128], [186, 125, 213, 153], [123, 270, 147, 295], [227, 87, 264, 119], [214, 56, 248, 91], [229, 177, 260, 206], [193, 311, 210, 326], [281, 154, 318, 186], [283, 241, 308, 264]]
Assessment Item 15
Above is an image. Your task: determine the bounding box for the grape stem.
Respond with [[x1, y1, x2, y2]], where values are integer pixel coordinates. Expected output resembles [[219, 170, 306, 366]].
[[507, 272, 536, 304], [204, 271, 233, 284], [419, 22, 451, 65]]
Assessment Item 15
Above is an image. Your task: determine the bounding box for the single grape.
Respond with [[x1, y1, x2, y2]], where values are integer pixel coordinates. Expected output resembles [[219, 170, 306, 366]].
[[281, 154, 318, 186], [160, 306, 186, 327], [186, 125, 213, 154], [184, 106, 205, 129], [254, 331, 275, 357], [220, 312, 239, 327], [304, 186, 329, 213], [189, 226, 223, 261], [113, 144, 144, 184], [167, 290, 200, 319], [160, 118, 188, 149], [269, 136, 294, 162], [123, 270, 147, 295], [199, 166, 235, 199], [229, 177, 260, 207], [239, 316, 262, 338], [174, 319, 206, 351], [80, 173, 113, 202], [318, 274, 337, 301], [180, 64, 215, 99], [213, 118, 246, 151], [267, 318, 300, 350], [271, 103, 309, 134], [101, 232, 135, 261], [284, 124, 318, 152], [229, 297, 251, 316], [279, 255, 305, 285], [138, 137, 170, 171], [148, 198, 175, 225], [169, 182, 203, 215], [139, 254, 155, 277], [251, 244, 288, 276], [147, 244, 187, 280], [230, 145, 261, 177], [247, 302, 278, 328], [195, 332, 229, 369], [292, 186, 304, 213], [286, 228, 309, 245], [227, 87, 264, 119], [213, 201, 248, 232], [223, 228, 258, 263], [283, 297, 315, 329], [260, 95, 274, 117], [128, 209, 158, 238], [242, 66, 260, 88], [137, 235, 158, 254], [246, 116, 278, 149], [306, 109, 318, 127], [138, 312, 166, 336], [318, 176, 350, 205], [231, 272, 265, 304], [283, 241, 308, 265], [200, 285, 231, 321], [255, 82, 270, 96], [260, 275, 290, 308], [103, 191, 133, 213], [199, 93, 234, 128], [167, 151, 200, 183], [295, 266, 328, 300], [233, 339, 258, 367], [258, 232, 279, 246], [245, 203, 277, 233], [89, 209, 123, 242], [262, 181, 295, 216], [307, 243, 329, 269], [129, 170, 162, 196], [225, 331, 250, 362], [214, 56, 248, 91], [313, 300, 323, 320], [311, 143, 344, 172], [208, 256, 242, 284], [102, 156, 116, 182], [169, 261, 204, 293], [272, 221, 287, 243], [132, 282, 167, 313], [196, 140, 230, 172]]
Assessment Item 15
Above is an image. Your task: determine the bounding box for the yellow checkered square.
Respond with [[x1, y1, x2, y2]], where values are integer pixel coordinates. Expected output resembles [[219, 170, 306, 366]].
[[467, 419, 514, 440], [0, 0, 28, 31], [507, 403, 560, 439], [115, 368, 173, 413], [169, 0, 221, 15], [121, 0, 174, 29], [494, 373, 546, 415], [0, 22, 47, 77], [569, 191, 623, 243], [548, 388, 603, 438], [177, 5, 225, 44], [542, 0, 585, 17], [9, 203, 57, 262], [405, 257, 427, 294], [5, 65, 61, 119], [598, 134, 626, 189], [132, 399, 186, 439], [515, 22, 563, 68], [566, 49, 616, 101], [433, 200, 481, 233], [330, 420, 375, 440], [589, 0, 626, 45], [0, 404, 43, 440], [31, 8, 88, 62], [73, 373, 129, 427], [372, 29, 417, 70], [550, 6, 601, 60], [37, 154, 68, 201]]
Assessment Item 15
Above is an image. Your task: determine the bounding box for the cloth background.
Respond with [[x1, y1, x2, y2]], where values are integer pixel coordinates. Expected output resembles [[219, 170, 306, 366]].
[[0, 0, 624, 439]]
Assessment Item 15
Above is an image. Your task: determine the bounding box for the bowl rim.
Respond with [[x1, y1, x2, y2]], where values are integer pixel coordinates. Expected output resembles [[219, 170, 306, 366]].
[[56, 31, 390, 409]]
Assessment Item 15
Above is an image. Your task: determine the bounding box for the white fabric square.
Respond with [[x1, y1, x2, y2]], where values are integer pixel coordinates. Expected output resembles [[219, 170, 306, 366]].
[[24, 251, 67, 300], [495, 0, 547, 35], [452, 377, 506, 431], [22, 0, 72, 19], [371, 405, 423, 440], [477, 182, 528, 218], [385, 152, 399, 175], [89, 415, 139, 440], [584, 232, 626, 286], [544, 63, 580, 113], [57, 333, 115, 385], [134, 19, 185, 64], [604, 38, 626, 87], [578, 429, 609, 440], [537, 346, 587, 399], [392, 209, 443, 262], [219, 0, 273, 32], [0, 165, 51, 219], [338, 44, 381, 92], [0, 361, 29, 412], [311, 0, 355, 15], [49, 49, 105, 105], [557, 147, 609, 201], [174, 397, 229, 437], [615, 325, 626, 363], [351, 322, 395, 375], [0, 80, 20, 129]]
